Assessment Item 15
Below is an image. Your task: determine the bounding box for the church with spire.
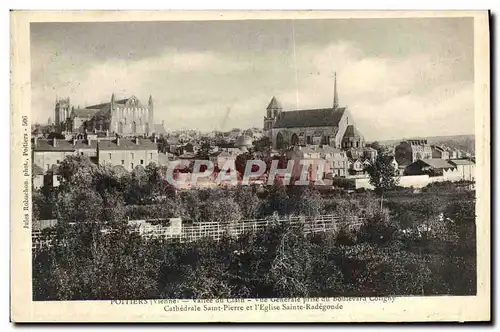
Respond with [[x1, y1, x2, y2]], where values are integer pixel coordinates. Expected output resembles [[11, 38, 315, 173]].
[[263, 73, 365, 150], [54, 94, 166, 137]]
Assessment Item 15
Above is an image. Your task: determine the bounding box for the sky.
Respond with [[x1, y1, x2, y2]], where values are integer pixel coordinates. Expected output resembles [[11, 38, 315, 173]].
[[30, 17, 474, 141]]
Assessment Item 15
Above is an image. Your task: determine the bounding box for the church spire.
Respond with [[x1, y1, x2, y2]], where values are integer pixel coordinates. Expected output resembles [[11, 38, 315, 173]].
[[333, 72, 339, 109]]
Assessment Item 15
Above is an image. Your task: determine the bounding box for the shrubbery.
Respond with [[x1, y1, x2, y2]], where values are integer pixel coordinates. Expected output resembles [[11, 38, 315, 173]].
[[32, 155, 477, 300]]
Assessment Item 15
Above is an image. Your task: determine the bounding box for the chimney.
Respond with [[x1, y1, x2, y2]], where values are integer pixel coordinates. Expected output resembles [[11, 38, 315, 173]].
[[72, 137, 77, 146], [52, 137, 56, 147], [33, 136, 38, 147], [106, 129, 109, 137], [87, 137, 92, 146], [153, 136, 157, 144], [135, 137, 139, 145], [116, 137, 120, 146]]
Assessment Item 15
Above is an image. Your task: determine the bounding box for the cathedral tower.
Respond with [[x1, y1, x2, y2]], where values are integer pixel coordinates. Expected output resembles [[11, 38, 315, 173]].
[[148, 95, 154, 135], [54, 97, 70, 133]]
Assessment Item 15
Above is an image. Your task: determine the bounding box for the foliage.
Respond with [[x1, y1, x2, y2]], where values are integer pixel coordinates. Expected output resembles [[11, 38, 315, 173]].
[[32, 156, 476, 300], [202, 195, 242, 225], [365, 153, 400, 196]]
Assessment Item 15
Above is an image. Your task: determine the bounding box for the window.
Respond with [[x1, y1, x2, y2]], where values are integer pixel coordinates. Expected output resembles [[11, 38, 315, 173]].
[[81, 152, 84, 156], [131, 153, 135, 159], [149, 153, 153, 159], [56, 160, 60, 164], [140, 159, 144, 165], [109, 153, 112, 159], [121, 160, 124, 165], [46, 164, 50, 171], [131, 163, 134, 169]]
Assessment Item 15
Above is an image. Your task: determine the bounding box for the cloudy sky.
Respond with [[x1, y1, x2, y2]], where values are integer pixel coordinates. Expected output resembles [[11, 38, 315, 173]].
[[31, 17, 474, 141]]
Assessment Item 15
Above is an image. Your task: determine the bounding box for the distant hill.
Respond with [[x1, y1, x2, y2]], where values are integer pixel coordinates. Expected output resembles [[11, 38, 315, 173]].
[[372, 134, 476, 154]]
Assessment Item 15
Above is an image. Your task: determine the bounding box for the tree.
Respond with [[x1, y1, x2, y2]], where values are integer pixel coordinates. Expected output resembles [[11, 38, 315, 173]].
[[253, 136, 271, 153], [287, 185, 323, 217], [57, 155, 100, 188], [260, 184, 290, 217], [368, 141, 381, 152], [233, 185, 261, 219], [365, 153, 400, 209], [203, 196, 242, 225], [195, 140, 211, 160], [235, 152, 254, 175]]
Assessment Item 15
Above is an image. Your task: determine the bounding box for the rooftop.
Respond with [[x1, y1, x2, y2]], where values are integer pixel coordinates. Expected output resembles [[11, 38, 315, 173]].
[[420, 158, 455, 169], [343, 125, 364, 139], [273, 107, 346, 129], [98, 138, 158, 151], [449, 159, 475, 166], [267, 96, 282, 110]]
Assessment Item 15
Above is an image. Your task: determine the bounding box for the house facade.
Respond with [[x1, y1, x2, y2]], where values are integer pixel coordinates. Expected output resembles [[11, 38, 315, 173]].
[[395, 139, 433, 167]]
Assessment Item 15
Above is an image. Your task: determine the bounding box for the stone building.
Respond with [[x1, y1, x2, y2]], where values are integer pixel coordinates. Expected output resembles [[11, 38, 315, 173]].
[[431, 145, 450, 160], [263, 74, 365, 151], [32, 136, 159, 182], [394, 139, 433, 167], [97, 137, 159, 171], [54, 94, 166, 137], [32, 137, 78, 173], [286, 145, 349, 179]]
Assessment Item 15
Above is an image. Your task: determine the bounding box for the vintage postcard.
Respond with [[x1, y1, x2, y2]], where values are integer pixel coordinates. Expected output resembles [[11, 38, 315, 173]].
[[10, 10, 490, 322]]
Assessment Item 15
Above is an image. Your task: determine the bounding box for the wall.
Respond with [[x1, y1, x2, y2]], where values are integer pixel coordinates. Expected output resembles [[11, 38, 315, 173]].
[[354, 175, 449, 190], [98, 149, 159, 171], [455, 164, 475, 181], [33, 150, 76, 172], [271, 110, 350, 149], [33, 175, 44, 189], [111, 105, 151, 135]]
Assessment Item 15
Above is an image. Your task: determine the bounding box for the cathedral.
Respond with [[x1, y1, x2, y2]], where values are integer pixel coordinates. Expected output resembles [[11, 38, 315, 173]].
[[54, 94, 165, 137], [263, 74, 365, 150]]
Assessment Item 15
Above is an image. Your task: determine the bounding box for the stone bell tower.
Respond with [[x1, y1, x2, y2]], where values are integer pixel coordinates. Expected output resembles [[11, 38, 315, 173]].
[[263, 96, 282, 138]]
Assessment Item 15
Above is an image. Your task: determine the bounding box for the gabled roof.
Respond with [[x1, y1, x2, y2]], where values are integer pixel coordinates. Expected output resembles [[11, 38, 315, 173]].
[[420, 159, 455, 169], [273, 107, 346, 129], [267, 96, 282, 110], [85, 101, 113, 110], [32, 164, 44, 175], [33, 139, 76, 152], [98, 138, 158, 151], [71, 108, 99, 118], [343, 125, 363, 139], [85, 96, 144, 110]]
